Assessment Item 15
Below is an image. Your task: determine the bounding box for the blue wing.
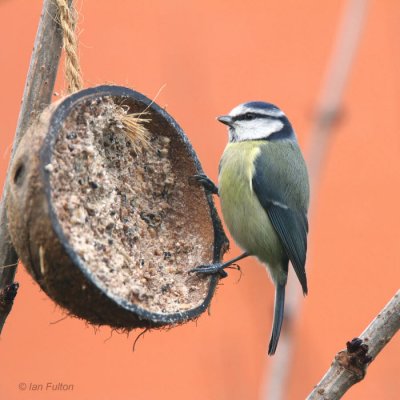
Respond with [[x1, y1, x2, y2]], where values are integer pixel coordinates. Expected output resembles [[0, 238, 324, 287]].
[[252, 144, 309, 294]]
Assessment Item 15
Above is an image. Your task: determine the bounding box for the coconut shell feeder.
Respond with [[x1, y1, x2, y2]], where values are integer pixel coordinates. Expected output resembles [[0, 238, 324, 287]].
[[7, 85, 228, 329]]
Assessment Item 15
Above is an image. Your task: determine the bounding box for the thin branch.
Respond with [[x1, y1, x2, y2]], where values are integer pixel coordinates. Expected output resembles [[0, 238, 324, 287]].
[[0, 0, 71, 334], [307, 290, 400, 399], [263, 1, 370, 398], [307, 0, 370, 190]]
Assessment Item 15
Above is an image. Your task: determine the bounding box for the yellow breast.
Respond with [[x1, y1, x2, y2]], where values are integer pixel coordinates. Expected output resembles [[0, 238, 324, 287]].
[[218, 142, 284, 266]]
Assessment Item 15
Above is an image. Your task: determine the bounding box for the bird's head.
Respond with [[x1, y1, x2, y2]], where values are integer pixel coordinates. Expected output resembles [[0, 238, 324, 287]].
[[218, 101, 296, 143]]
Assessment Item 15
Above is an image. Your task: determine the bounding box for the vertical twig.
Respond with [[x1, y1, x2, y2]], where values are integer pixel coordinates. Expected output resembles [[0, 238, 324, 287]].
[[0, 0, 72, 334], [307, 290, 400, 399], [263, 0, 370, 398], [307, 0, 370, 190]]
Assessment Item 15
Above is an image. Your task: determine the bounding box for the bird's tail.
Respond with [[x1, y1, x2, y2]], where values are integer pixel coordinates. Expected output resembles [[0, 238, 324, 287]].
[[268, 283, 286, 355]]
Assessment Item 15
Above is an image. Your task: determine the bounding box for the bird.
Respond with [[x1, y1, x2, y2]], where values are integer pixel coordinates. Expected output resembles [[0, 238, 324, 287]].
[[191, 101, 310, 355]]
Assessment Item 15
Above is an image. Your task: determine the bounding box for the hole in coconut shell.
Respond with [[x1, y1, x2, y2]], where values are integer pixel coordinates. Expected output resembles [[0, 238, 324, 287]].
[[48, 95, 215, 316], [13, 163, 25, 186]]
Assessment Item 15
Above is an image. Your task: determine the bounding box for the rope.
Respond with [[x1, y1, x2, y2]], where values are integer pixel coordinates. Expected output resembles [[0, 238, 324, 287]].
[[55, 0, 83, 93]]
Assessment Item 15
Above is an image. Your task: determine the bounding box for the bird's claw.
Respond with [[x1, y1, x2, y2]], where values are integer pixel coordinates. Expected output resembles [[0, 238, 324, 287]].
[[189, 263, 228, 278], [226, 263, 241, 272], [190, 174, 219, 195]]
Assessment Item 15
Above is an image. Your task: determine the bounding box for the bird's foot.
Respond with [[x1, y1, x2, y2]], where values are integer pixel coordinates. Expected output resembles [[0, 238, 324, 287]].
[[189, 263, 228, 278], [190, 174, 219, 195], [190, 253, 249, 280]]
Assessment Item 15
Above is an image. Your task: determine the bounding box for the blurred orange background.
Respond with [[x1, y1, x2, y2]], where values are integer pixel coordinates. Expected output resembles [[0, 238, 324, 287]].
[[1, 0, 399, 399]]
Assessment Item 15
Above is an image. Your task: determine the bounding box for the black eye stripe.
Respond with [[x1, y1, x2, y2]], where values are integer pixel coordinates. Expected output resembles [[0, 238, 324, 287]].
[[233, 112, 280, 121]]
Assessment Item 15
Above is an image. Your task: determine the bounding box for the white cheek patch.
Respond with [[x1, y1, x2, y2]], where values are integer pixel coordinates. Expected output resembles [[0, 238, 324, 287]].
[[235, 118, 284, 141]]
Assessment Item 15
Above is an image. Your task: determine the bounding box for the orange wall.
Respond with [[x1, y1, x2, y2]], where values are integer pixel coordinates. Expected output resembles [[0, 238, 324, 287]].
[[0, 1, 399, 399]]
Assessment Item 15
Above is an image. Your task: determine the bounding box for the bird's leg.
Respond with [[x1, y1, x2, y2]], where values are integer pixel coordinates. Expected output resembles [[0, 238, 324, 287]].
[[191, 174, 219, 195], [189, 252, 249, 277]]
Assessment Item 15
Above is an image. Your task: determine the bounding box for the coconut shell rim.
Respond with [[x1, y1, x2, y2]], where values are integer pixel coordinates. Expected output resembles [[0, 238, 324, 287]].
[[39, 85, 226, 325]]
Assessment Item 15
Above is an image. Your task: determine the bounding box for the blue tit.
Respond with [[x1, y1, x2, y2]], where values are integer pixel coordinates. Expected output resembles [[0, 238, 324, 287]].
[[192, 101, 310, 355]]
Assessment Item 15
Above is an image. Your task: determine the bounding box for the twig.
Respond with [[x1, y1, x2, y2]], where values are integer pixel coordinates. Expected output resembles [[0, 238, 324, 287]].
[[0, 0, 71, 334], [307, 0, 370, 190], [307, 290, 400, 399], [263, 1, 370, 398]]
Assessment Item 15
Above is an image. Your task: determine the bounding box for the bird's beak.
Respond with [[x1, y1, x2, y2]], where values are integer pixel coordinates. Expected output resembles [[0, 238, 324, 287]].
[[217, 115, 234, 127]]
